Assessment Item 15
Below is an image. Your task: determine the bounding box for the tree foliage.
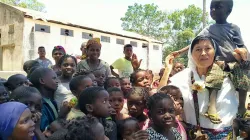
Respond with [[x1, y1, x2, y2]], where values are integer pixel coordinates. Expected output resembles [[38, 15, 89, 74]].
[[121, 4, 209, 65], [0, 0, 45, 12], [121, 3, 167, 40], [163, 5, 209, 65]]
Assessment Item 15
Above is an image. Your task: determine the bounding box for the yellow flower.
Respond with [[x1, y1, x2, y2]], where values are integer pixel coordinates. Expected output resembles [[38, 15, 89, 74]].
[[192, 81, 205, 92]]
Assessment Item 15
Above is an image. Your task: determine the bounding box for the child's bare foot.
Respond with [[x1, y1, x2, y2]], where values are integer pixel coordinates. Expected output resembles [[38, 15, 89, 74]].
[[205, 90, 222, 124], [234, 48, 248, 61]]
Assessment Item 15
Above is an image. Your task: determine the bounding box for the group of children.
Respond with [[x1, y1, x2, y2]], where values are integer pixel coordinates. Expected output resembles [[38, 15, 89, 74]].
[[0, 58, 186, 140], [1, 0, 250, 139]]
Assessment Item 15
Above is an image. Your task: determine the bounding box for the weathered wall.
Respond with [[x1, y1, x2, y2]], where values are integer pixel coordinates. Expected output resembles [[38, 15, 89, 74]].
[[0, 3, 24, 71], [23, 19, 163, 72]]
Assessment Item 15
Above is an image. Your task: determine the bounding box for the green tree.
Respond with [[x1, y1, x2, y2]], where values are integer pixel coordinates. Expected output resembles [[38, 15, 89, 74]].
[[0, 0, 45, 12], [121, 3, 167, 40], [163, 5, 209, 65]]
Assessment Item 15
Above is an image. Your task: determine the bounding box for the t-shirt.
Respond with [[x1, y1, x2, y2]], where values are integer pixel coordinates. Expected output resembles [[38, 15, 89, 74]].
[[111, 58, 133, 77], [54, 82, 75, 108], [76, 59, 112, 78], [36, 58, 52, 68], [198, 23, 249, 62], [66, 108, 85, 120]]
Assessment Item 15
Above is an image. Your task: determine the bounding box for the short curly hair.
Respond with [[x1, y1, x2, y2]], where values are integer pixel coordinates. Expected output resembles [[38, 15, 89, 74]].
[[147, 93, 173, 112], [126, 87, 149, 101], [130, 69, 146, 85], [65, 116, 102, 140]]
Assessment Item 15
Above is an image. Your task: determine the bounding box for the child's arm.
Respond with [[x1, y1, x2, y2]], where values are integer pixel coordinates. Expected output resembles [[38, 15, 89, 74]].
[[172, 46, 190, 58], [157, 54, 174, 90]]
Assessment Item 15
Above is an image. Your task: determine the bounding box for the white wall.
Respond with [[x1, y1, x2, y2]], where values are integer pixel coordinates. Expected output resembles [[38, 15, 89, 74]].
[[23, 18, 163, 73]]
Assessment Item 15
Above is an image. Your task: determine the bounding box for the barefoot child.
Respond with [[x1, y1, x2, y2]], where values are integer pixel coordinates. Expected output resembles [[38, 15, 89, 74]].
[[175, 0, 250, 122], [146, 93, 182, 140], [78, 87, 117, 140], [107, 87, 129, 121]]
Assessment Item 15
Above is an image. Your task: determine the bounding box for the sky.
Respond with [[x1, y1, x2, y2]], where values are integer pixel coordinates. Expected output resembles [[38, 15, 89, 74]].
[[39, 0, 250, 48]]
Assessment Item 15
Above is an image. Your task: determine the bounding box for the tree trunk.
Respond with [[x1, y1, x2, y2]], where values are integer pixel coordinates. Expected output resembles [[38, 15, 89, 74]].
[[202, 0, 207, 28]]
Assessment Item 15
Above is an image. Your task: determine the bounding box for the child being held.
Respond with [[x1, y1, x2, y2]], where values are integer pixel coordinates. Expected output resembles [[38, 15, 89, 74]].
[[146, 93, 182, 140], [78, 86, 117, 140], [107, 87, 129, 121], [175, 0, 250, 122]]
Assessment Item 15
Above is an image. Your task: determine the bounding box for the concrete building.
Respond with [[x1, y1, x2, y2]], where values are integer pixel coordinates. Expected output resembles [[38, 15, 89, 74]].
[[0, 2, 163, 78]]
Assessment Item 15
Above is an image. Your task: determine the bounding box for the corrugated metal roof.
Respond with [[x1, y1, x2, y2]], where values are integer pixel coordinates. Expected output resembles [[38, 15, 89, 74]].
[[9, 5, 163, 44]]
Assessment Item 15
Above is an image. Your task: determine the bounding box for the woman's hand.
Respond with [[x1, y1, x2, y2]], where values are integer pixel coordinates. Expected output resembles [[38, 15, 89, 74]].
[[131, 54, 142, 70]]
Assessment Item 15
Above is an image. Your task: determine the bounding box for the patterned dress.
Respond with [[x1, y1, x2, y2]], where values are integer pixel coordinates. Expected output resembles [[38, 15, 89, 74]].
[[146, 127, 182, 140]]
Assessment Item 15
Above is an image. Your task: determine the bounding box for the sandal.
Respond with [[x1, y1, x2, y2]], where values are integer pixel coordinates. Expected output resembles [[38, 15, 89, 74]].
[[204, 113, 222, 124]]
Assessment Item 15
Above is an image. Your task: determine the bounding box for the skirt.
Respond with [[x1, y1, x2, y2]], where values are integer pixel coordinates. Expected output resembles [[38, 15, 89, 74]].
[[185, 123, 233, 140]]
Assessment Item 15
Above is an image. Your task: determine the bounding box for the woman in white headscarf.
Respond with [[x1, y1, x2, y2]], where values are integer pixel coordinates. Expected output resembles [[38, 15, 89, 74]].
[[169, 36, 239, 139]]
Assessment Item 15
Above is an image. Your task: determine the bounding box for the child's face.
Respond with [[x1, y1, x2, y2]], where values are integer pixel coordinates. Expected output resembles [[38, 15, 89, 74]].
[[38, 48, 46, 57], [0, 86, 9, 104], [19, 93, 42, 114], [107, 79, 121, 89], [61, 57, 76, 77], [109, 91, 124, 113], [173, 63, 184, 74], [127, 94, 145, 118], [210, 0, 230, 24], [10, 75, 31, 90], [92, 90, 111, 117], [150, 98, 175, 130], [52, 50, 64, 63], [87, 73, 98, 86], [87, 44, 101, 60], [11, 109, 35, 140], [134, 71, 150, 88], [124, 47, 133, 58], [42, 70, 59, 91], [122, 119, 140, 140], [121, 78, 132, 94], [74, 77, 93, 98], [94, 71, 105, 87], [169, 90, 184, 115], [92, 122, 109, 140]]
